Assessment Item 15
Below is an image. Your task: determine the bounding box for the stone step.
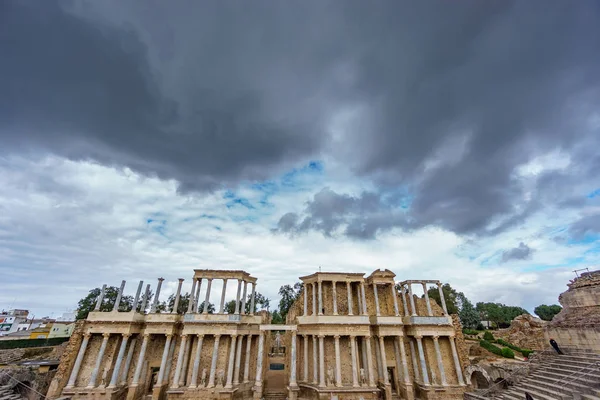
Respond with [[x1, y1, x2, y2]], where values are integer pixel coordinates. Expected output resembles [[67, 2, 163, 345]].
[[531, 369, 599, 385], [513, 380, 584, 399], [509, 382, 561, 400], [523, 374, 598, 395], [582, 395, 600, 400], [538, 360, 600, 373]]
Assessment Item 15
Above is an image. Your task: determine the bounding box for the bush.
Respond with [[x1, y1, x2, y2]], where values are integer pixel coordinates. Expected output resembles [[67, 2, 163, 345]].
[[483, 331, 495, 342], [476, 322, 485, 330], [462, 328, 479, 336], [479, 340, 503, 356], [496, 338, 533, 357], [502, 348, 515, 358], [0, 337, 69, 350]]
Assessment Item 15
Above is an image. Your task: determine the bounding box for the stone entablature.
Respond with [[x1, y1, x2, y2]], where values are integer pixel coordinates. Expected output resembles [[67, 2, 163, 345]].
[[49, 268, 467, 400]]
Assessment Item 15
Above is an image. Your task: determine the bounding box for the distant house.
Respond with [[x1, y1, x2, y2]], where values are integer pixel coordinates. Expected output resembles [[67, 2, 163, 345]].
[[48, 322, 75, 338], [0, 309, 30, 336]]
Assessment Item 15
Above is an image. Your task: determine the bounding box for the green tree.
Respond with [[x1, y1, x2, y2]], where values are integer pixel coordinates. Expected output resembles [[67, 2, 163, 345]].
[[166, 292, 191, 314], [224, 292, 270, 314], [271, 310, 284, 324], [225, 300, 238, 314], [476, 302, 529, 328], [427, 284, 459, 314], [278, 282, 303, 320], [76, 286, 133, 320], [196, 301, 215, 314], [534, 304, 562, 321], [457, 293, 480, 329]]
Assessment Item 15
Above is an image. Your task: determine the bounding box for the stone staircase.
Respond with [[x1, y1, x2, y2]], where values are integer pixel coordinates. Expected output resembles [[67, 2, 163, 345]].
[[0, 385, 23, 400], [264, 390, 288, 400], [466, 349, 600, 399]]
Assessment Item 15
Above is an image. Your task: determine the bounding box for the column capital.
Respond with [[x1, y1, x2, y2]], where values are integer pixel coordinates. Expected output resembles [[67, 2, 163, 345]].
[[364, 335, 372, 339], [181, 334, 188, 339], [83, 333, 92, 339], [178, 278, 184, 282], [214, 334, 221, 339], [349, 334, 356, 338], [334, 335, 340, 339], [414, 335, 423, 339], [207, 277, 213, 282], [143, 333, 151, 339], [158, 277, 165, 282], [165, 333, 173, 339], [102, 333, 110, 338], [231, 334, 238, 338], [302, 334, 308, 339], [122, 333, 132, 339], [432, 335, 440, 340], [247, 333, 253, 338], [318, 334, 325, 339], [196, 334, 205, 339], [223, 277, 228, 282]]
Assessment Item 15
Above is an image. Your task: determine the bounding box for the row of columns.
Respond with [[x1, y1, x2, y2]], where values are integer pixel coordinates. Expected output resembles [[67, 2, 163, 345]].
[[290, 334, 464, 390], [410, 335, 464, 387], [66, 331, 264, 391], [303, 281, 368, 316], [399, 282, 448, 317], [186, 277, 257, 315], [66, 333, 138, 389]]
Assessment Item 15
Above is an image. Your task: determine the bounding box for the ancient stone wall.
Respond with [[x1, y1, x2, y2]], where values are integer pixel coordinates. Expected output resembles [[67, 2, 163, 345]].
[[494, 314, 547, 351], [47, 320, 84, 399]]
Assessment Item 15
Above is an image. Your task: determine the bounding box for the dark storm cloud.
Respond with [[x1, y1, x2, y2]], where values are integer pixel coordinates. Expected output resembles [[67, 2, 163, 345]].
[[501, 242, 534, 263], [2, 1, 600, 234]]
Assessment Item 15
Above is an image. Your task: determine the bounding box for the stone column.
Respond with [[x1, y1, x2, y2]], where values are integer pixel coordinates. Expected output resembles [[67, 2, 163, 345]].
[[187, 278, 197, 313], [347, 282, 354, 315], [290, 332, 298, 387], [67, 333, 91, 388], [156, 334, 173, 386], [249, 283, 256, 315], [121, 337, 137, 384], [194, 278, 202, 312], [374, 336, 383, 381], [409, 340, 420, 382], [151, 278, 164, 313], [365, 336, 376, 387], [391, 283, 400, 316], [241, 281, 248, 315], [407, 284, 417, 316], [432, 336, 447, 385], [373, 284, 381, 316], [189, 334, 204, 388], [318, 335, 325, 387], [203, 278, 213, 314], [179, 336, 192, 387], [254, 333, 265, 388], [392, 338, 402, 394], [312, 283, 317, 315], [208, 334, 221, 387], [312, 335, 318, 384], [422, 282, 433, 316], [113, 280, 126, 312], [108, 334, 130, 387], [302, 335, 308, 382], [303, 285, 308, 316], [234, 279, 242, 315], [400, 286, 410, 317], [332, 281, 338, 315], [243, 334, 252, 383], [449, 336, 465, 385], [163, 336, 177, 384], [94, 285, 106, 311], [361, 338, 368, 385], [132, 281, 144, 312], [172, 278, 184, 313], [317, 281, 323, 315], [415, 336, 429, 385], [225, 335, 238, 388], [141, 284, 151, 313], [234, 335, 244, 385], [397, 336, 410, 384], [333, 335, 342, 387], [172, 335, 188, 388], [437, 283, 448, 315], [132, 334, 150, 386], [360, 282, 368, 315], [357, 285, 363, 314], [86, 333, 108, 388], [219, 278, 228, 313], [350, 336, 359, 387]]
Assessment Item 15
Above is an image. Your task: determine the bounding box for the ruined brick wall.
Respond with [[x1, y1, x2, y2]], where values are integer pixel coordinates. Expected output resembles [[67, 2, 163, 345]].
[[46, 320, 84, 399]]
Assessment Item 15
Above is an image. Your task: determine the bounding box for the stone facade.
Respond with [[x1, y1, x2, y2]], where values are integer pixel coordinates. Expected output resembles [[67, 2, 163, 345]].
[[545, 269, 600, 352], [494, 314, 547, 351], [48, 269, 468, 400]]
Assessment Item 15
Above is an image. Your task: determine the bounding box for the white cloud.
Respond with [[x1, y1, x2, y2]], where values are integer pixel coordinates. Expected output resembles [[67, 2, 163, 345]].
[[0, 155, 596, 317]]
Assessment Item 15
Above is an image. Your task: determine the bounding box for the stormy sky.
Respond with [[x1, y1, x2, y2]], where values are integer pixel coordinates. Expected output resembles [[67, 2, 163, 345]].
[[1, 0, 599, 317]]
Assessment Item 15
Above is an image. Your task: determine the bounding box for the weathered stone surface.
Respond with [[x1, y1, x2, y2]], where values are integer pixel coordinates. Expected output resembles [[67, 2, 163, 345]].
[[495, 314, 547, 351]]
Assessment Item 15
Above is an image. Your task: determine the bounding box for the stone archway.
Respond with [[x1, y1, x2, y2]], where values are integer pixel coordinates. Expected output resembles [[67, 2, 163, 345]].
[[464, 365, 492, 389]]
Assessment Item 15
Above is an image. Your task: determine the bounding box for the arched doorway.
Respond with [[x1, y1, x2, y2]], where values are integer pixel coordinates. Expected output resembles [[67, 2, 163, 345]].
[[470, 371, 490, 389]]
